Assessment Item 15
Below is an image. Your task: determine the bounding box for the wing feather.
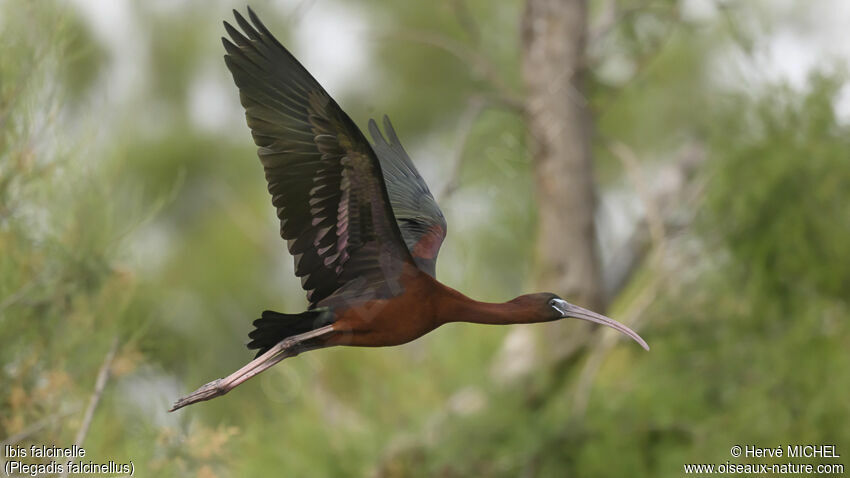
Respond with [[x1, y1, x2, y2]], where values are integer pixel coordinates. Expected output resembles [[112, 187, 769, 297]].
[[369, 117, 447, 277], [224, 8, 414, 306]]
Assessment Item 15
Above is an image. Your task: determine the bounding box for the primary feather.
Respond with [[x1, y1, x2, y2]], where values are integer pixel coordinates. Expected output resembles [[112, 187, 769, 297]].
[[222, 7, 445, 307]]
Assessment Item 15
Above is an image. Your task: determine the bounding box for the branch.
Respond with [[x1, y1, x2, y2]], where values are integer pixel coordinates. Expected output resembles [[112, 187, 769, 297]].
[[572, 272, 659, 417], [387, 29, 523, 111], [0, 407, 81, 448], [438, 95, 490, 201], [0, 408, 78, 472], [604, 141, 706, 299], [0, 279, 37, 312], [573, 142, 708, 418], [589, 3, 677, 45], [591, 7, 682, 117], [588, 0, 618, 44], [608, 141, 667, 254], [60, 336, 119, 478], [449, 0, 481, 44]]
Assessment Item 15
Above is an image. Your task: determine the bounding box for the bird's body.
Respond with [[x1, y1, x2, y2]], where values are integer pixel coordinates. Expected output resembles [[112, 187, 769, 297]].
[[263, 270, 562, 350], [170, 7, 647, 412], [315, 262, 440, 349]]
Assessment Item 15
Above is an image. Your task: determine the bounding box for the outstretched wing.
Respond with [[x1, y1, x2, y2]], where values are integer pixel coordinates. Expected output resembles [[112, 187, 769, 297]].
[[222, 8, 415, 307], [368, 116, 447, 278]]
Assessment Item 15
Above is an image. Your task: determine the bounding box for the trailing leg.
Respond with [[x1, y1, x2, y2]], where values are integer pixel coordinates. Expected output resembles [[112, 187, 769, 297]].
[[170, 323, 335, 411]]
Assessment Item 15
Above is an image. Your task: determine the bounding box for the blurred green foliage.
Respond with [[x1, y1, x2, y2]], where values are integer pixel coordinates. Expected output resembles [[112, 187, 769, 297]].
[[1, 1, 847, 477], [705, 75, 850, 301]]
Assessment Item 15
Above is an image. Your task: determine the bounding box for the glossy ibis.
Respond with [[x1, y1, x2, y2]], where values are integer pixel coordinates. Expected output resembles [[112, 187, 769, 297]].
[[170, 7, 648, 412]]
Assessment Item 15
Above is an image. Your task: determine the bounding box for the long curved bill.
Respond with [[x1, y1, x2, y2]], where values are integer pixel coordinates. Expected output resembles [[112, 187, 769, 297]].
[[553, 299, 649, 351]]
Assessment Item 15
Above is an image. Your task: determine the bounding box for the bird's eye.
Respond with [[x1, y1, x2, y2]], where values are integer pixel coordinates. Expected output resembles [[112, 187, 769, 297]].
[[548, 298, 557, 306]]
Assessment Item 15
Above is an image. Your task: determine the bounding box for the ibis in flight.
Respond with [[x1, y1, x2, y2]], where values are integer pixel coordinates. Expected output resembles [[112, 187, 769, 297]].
[[170, 7, 648, 412]]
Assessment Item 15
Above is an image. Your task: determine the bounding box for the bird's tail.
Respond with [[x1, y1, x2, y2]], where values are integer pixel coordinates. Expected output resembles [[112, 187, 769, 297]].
[[247, 308, 335, 358]]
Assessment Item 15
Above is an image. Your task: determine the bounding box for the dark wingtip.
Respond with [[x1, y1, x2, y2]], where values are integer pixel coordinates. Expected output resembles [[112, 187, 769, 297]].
[[367, 118, 383, 143], [232, 8, 252, 33], [223, 20, 237, 37], [369, 118, 381, 139], [221, 37, 239, 58], [382, 115, 401, 145], [246, 5, 262, 26]]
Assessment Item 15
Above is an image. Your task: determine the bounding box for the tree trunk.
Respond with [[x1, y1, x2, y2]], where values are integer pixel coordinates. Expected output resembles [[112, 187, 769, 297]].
[[522, 0, 601, 308], [521, 0, 601, 360]]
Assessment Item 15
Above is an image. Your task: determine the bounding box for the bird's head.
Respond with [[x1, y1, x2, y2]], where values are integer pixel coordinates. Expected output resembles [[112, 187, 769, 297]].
[[528, 292, 649, 351]]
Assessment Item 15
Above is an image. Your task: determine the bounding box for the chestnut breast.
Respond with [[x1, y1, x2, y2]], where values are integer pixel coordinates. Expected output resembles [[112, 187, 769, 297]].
[[325, 269, 441, 347]]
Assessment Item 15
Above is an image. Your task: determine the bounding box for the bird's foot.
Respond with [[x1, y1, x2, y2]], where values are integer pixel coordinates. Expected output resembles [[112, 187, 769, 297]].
[[169, 378, 227, 412]]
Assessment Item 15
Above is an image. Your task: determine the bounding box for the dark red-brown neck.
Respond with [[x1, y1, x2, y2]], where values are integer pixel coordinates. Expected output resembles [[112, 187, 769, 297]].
[[434, 285, 555, 326]]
